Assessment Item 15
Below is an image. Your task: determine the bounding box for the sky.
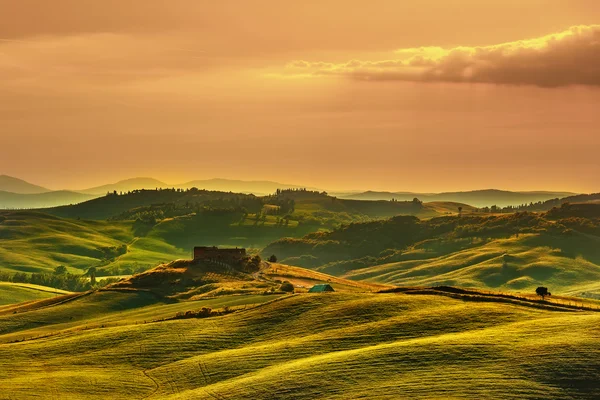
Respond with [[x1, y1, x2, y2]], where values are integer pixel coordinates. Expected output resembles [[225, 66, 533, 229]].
[[1, 0, 599, 192]]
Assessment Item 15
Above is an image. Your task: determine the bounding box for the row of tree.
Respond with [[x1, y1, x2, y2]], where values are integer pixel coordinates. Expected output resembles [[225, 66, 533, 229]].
[[0, 266, 120, 292]]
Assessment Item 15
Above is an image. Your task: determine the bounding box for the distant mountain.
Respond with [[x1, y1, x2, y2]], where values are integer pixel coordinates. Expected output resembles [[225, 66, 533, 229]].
[[0, 175, 50, 194], [340, 189, 578, 208], [174, 178, 320, 195], [0, 190, 98, 209], [80, 178, 169, 195]]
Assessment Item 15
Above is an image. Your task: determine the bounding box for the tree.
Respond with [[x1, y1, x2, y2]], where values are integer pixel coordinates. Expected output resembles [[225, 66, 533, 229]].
[[87, 266, 97, 285], [268, 254, 278, 263], [536, 286, 550, 299], [279, 281, 294, 293], [458, 206, 463, 217], [54, 265, 68, 275]]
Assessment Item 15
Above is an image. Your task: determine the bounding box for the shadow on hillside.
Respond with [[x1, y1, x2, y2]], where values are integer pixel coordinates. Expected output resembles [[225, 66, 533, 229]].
[[523, 233, 600, 264]]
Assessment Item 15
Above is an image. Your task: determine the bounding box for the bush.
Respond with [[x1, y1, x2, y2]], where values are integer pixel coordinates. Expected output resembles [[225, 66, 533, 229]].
[[279, 281, 294, 293]]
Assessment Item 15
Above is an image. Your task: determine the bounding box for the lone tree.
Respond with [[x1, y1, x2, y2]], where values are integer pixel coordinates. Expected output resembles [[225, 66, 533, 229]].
[[87, 266, 97, 285], [268, 254, 278, 263], [536, 286, 551, 299]]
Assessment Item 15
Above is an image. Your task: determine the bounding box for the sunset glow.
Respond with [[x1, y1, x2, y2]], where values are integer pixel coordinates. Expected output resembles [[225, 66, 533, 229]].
[[1, 1, 599, 192]]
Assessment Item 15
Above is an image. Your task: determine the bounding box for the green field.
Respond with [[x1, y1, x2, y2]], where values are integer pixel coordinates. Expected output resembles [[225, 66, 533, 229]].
[[265, 207, 600, 297], [0, 282, 71, 306], [0, 190, 471, 276], [343, 232, 600, 296], [1, 291, 599, 399]]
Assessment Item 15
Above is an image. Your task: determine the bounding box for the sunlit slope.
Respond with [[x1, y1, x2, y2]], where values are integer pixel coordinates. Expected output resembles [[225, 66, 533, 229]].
[[1, 293, 599, 399], [0, 282, 71, 306], [343, 232, 600, 296], [0, 211, 134, 273], [0, 211, 187, 274]]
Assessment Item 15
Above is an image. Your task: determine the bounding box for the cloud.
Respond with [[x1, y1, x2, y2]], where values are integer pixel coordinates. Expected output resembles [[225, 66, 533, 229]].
[[285, 25, 600, 87]]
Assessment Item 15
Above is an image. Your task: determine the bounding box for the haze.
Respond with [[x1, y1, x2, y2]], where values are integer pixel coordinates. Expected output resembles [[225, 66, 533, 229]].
[[1, 1, 599, 193]]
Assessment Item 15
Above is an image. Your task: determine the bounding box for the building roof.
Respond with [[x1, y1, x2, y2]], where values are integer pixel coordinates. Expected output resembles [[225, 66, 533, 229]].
[[308, 284, 335, 293]]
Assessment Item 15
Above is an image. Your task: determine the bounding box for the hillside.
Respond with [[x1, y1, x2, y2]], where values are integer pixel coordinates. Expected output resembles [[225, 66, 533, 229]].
[[0, 175, 49, 194], [0, 210, 183, 275], [0, 282, 71, 306], [264, 205, 600, 296], [1, 289, 599, 398], [80, 177, 169, 195], [0, 190, 98, 209], [42, 188, 458, 221], [342, 189, 577, 207], [175, 178, 320, 195], [501, 192, 600, 213], [79, 177, 319, 196]]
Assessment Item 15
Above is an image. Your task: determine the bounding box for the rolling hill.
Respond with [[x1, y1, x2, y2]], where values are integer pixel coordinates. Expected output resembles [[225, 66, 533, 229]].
[[79, 177, 320, 196], [1, 287, 599, 398], [0, 190, 98, 209], [0, 282, 71, 306], [174, 178, 320, 195], [264, 204, 600, 296], [341, 189, 577, 207], [79, 177, 169, 195], [0, 175, 49, 194], [0, 210, 186, 275], [42, 188, 468, 221]]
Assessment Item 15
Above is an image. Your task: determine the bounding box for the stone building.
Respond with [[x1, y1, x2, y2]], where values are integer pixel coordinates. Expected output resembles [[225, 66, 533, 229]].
[[193, 246, 246, 264]]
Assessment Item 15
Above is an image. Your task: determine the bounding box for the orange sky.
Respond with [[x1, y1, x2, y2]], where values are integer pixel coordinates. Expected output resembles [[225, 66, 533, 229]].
[[1, 0, 599, 192]]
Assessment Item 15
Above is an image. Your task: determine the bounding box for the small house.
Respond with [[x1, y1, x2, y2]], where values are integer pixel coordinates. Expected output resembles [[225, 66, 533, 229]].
[[308, 284, 335, 293]]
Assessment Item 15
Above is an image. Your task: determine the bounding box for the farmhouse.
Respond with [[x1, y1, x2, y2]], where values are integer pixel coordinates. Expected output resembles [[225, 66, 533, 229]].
[[193, 246, 246, 263], [308, 284, 335, 293]]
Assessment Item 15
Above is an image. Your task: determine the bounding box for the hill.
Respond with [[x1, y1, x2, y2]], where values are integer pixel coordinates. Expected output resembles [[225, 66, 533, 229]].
[[0, 190, 98, 209], [43, 188, 461, 222], [0, 288, 599, 398], [0, 175, 49, 194], [79, 177, 319, 196], [263, 205, 600, 296], [500, 192, 600, 213], [0, 210, 182, 275], [0, 282, 71, 306], [175, 178, 320, 195], [342, 189, 577, 207], [108, 257, 386, 298], [80, 177, 169, 195]]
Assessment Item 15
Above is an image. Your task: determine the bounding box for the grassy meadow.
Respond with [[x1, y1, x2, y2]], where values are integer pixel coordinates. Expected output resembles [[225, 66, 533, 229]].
[[343, 232, 600, 296], [1, 290, 599, 399], [0, 188, 470, 278], [0, 283, 71, 306]]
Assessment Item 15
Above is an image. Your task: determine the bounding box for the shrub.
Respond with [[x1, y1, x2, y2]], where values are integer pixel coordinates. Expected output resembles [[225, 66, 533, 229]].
[[279, 281, 295, 293]]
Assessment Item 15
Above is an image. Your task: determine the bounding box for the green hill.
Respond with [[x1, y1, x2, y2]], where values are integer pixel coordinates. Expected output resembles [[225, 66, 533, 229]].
[[1, 289, 599, 398], [0, 282, 71, 306], [263, 205, 600, 296], [42, 188, 455, 222], [0, 210, 177, 275]]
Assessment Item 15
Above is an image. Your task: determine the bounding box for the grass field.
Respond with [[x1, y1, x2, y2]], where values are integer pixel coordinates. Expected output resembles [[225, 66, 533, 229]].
[[0, 282, 71, 306], [342, 233, 600, 297], [0, 197, 467, 276], [1, 290, 599, 399]]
